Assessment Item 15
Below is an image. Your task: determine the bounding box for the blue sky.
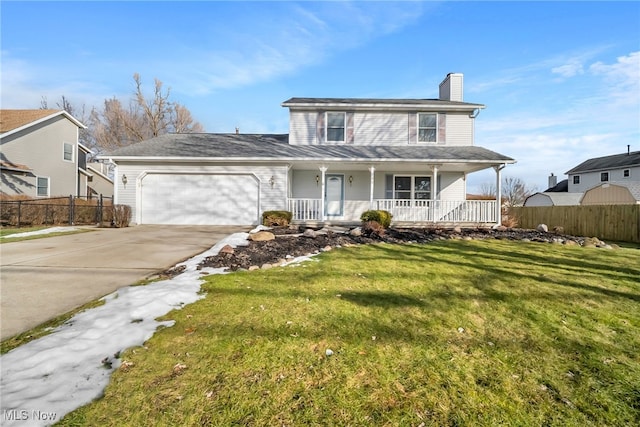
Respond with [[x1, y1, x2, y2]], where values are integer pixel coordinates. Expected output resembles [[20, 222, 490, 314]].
[[2, 1, 639, 193]]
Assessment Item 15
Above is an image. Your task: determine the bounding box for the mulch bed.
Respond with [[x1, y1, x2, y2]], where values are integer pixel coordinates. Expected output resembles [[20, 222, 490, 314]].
[[198, 226, 597, 272]]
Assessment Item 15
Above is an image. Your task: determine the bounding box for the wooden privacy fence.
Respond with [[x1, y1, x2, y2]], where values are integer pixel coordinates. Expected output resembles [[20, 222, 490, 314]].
[[509, 205, 640, 243]]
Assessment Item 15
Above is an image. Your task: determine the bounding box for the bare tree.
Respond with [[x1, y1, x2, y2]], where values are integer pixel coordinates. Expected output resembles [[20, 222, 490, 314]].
[[479, 177, 537, 207], [501, 177, 537, 207], [39, 73, 204, 154]]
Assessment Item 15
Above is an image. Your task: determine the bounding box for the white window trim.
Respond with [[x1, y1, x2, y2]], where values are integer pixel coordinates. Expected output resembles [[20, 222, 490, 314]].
[[325, 112, 346, 143], [417, 113, 438, 144], [36, 176, 50, 197], [63, 142, 74, 162], [600, 171, 610, 182], [623, 169, 631, 178], [573, 175, 580, 185]]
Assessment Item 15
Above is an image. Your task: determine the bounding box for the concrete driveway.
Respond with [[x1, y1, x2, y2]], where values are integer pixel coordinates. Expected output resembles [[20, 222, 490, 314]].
[[0, 225, 248, 340]]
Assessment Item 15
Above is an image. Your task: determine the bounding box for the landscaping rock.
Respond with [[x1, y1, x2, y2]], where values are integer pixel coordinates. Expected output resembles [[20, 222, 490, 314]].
[[302, 229, 317, 238], [249, 231, 275, 241], [536, 224, 549, 233], [349, 227, 362, 237], [219, 244, 235, 255]]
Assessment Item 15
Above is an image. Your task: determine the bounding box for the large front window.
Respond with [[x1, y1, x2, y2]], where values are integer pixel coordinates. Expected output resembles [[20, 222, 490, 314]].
[[394, 175, 431, 200], [326, 112, 345, 142], [418, 113, 437, 143]]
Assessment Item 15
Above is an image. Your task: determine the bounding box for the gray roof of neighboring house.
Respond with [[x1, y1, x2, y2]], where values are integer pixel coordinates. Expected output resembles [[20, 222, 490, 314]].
[[566, 151, 640, 174], [102, 133, 514, 164], [525, 192, 583, 206], [282, 97, 484, 110], [545, 179, 568, 192]]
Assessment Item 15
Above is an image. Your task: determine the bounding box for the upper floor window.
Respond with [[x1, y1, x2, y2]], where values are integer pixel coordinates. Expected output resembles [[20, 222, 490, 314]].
[[326, 112, 345, 142], [63, 142, 74, 162], [37, 176, 50, 197], [623, 169, 630, 178], [573, 176, 580, 185], [600, 172, 609, 182], [418, 113, 437, 143]]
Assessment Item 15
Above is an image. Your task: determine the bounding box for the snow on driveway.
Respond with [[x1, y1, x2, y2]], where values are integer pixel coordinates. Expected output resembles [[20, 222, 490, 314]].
[[0, 230, 267, 426], [0, 227, 80, 239]]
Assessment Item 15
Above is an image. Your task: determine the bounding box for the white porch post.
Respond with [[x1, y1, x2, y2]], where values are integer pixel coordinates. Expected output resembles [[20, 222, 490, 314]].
[[319, 166, 327, 221], [431, 165, 439, 223], [494, 164, 505, 226], [431, 165, 439, 200], [368, 166, 375, 210]]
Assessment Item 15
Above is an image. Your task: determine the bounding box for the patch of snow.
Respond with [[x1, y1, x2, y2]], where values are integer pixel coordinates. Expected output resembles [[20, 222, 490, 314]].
[[0, 231, 250, 427], [0, 227, 79, 239]]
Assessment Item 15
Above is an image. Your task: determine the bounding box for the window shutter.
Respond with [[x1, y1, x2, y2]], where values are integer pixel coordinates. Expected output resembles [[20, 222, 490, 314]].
[[316, 112, 325, 144], [346, 112, 355, 144], [438, 113, 446, 144], [408, 113, 417, 144]]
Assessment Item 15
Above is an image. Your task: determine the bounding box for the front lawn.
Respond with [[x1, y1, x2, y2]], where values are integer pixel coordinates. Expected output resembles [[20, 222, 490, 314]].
[[59, 240, 640, 426]]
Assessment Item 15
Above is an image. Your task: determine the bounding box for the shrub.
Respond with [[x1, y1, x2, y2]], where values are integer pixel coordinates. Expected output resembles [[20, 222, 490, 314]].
[[112, 205, 131, 228], [362, 220, 385, 237], [360, 210, 392, 228], [262, 210, 292, 227]]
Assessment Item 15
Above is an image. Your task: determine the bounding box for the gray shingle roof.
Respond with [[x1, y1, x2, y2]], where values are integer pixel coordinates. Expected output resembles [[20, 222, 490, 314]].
[[282, 97, 484, 109], [103, 133, 514, 164], [566, 151, 640, 174]]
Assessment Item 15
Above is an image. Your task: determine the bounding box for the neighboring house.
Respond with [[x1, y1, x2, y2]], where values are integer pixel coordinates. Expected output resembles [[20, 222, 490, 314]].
[[0, 109, 97, 198], [566, 149, 640, 193], [581, 182, 640, 205], [86, 162, 114, 198], [101, 73, 515, 226], [524, 174, 583, 206]]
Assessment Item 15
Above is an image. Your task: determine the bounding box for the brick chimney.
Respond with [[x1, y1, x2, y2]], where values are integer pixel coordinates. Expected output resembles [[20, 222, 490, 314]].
[[439, 73, 464, 102]]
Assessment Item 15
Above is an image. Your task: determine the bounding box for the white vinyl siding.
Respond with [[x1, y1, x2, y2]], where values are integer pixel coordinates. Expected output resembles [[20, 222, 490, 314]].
[[568, 166, 640, 193], [442, 113, 474, 146]]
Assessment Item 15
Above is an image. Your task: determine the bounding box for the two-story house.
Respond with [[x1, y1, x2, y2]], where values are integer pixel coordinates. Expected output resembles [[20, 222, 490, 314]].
[[0, 109, 95, 198], [102, 73, 515, 226], [526, 149, 640, 206]]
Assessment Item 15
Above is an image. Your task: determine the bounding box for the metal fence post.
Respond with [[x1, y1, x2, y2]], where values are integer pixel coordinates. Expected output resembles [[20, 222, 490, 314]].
[[98, 194, 103, 225], [17, 200, 22, 228], [69, 195, 74, 225]]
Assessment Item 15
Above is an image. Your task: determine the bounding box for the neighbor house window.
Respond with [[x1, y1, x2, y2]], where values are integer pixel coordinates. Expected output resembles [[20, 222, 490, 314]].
[[63, 142, 74, 162], [326, 112, 345, 142], [418, 113, 437, 143], [600, 172, 609, 182], [623, 169, 630, 178], [573, 175, 580, 185], [37, 176, 50, 197]]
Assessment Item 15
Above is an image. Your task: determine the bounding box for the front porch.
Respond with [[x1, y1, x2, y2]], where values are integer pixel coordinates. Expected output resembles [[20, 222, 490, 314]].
[[288, 198, 498, 225]]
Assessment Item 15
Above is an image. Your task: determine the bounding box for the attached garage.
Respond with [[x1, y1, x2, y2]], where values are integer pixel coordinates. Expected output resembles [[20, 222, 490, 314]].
[[140, 173, 260, 225]]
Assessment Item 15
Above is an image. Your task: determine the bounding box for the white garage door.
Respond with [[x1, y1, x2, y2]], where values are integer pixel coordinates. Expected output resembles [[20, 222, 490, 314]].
[[140, 174, 259, 225]]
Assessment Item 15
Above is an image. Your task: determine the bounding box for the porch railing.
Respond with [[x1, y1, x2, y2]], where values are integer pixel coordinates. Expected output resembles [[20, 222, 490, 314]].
[[374, 199, 497, 223], [287, 198, 497, 224], [288, 198, 323, 221]]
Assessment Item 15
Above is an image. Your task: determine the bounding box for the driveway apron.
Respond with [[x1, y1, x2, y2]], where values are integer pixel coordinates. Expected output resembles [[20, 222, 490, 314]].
[[0, 225, 248, 340]]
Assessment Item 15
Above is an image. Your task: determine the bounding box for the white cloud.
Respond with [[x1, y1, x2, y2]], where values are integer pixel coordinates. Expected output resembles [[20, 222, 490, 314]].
[[551, 60, 584, 77]]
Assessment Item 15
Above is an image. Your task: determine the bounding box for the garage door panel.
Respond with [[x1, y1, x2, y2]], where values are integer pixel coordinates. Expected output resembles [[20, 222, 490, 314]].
[[141, 174, 259, 225]]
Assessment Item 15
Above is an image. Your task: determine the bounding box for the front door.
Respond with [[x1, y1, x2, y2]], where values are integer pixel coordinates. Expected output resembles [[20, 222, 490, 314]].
[[325, 174, 344, 216]]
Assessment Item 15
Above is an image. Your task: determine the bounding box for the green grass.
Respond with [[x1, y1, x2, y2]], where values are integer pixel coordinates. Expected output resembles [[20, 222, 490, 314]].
[[58, 240, 640, 426]]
